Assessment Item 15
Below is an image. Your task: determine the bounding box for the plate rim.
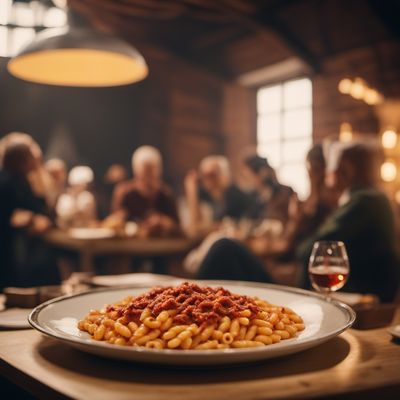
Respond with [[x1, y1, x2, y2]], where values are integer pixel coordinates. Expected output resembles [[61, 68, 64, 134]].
[[28, 280, 356, 357]]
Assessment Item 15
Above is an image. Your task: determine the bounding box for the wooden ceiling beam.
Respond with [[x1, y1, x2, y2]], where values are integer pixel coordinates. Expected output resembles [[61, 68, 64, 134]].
[[367, 0, 400, 39]]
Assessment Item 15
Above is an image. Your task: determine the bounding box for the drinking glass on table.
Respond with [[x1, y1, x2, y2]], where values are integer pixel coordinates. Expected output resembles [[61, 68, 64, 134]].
[[308, 241, 349, 300]]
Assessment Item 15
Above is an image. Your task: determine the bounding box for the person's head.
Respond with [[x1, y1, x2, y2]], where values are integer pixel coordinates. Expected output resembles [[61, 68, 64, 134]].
[[1, 142, 36, 176], [329, 143, 378, 192], [104, 164, 128, 185], [242, 154, 277, 190], [68, 166, 94, 191], [306, 144, 326, 186], [45, 158, 67, 190], [0, 132, 42, 165], [199, 155, 231, 193], [132, 146, 162, 188]]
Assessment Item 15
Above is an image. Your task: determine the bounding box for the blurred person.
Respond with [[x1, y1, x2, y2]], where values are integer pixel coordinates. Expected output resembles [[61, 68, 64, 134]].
[[0, 132, 58, 208], [282, 144, 339, 250], [45, 158, 67, 200], [242, 155, 294, 224], [0, 142, 53, 289], [184, 155, 250, 236], [56, 166, 96, 228], [109, 146, 179, 237], [296, 142, 399, 301], [105, 163, 128, 185], [197, 142, 399, 301], [97, 163, 128, 219]]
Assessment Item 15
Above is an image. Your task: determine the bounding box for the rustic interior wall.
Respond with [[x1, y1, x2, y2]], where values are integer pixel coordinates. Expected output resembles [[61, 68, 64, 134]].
[[312, 40, 400, 142]]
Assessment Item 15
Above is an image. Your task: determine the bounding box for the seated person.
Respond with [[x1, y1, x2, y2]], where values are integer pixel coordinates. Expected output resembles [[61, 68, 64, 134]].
[[242, 155, 294, 224], [197, 142, 399, 302], [110, 146, 179, 237], [296, 142, 399, 302], [0, 142, 54, 289], [0, 132, 59, 209], [97, 163, 128, 219], [184, 155, 250, 236], [56, 166, 97, 228], [281, 144, 339, 254]]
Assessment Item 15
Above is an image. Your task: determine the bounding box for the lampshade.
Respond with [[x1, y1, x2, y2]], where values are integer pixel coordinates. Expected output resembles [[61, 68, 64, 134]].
[[7, 26, 148, 87]]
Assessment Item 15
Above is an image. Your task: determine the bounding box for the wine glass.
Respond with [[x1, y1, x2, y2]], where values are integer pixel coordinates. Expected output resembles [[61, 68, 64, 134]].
[[308, 241, 350, 300]]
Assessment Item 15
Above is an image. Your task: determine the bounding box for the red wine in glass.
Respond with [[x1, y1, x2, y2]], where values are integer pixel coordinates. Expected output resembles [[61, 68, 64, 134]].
[[308, 241, 350, 298]]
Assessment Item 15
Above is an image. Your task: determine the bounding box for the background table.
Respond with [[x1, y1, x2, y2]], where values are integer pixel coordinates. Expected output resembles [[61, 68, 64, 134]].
[[42, 229, 198, 272], [1, 313, 399, 400]]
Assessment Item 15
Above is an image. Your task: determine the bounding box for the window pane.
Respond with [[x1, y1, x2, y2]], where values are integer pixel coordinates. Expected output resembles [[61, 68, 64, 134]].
[[283, 108, 312, 138], [257, 84, 282, 113], [257, 142, 281, 168], [12, 3, 35, 27], [277, 163, 309, 200], [0, 0, 12, 25], [10, 27, 35, 55], [283, 78, 312, 109], [257, 114, 281, 143], [43, 7, 67, 28], [0, 26, 8, 57], [282, 138, 312, 163]]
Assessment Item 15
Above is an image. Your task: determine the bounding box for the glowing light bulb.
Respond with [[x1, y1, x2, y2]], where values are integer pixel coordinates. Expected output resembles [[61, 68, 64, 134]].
[[364, 88, 381, 105], [381, 161, 397, 182], [350, 78, 366, 100], [382, 129, 397, 149], [338, 78, 352, 94]]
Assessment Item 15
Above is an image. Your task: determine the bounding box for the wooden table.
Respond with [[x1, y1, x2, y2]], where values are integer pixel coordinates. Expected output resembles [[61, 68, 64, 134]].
[[1, 317, 399, 400], [42, 229, 198, 272]]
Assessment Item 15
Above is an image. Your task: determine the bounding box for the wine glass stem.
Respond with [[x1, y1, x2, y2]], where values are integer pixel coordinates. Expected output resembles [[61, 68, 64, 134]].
[[325, 290, 332, 302]]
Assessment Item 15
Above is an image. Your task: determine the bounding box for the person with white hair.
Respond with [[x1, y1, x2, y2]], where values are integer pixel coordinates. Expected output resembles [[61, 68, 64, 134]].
[[109, 145, 179, 237], [56, 165, 96, 228], [184, 155, 250, 236]]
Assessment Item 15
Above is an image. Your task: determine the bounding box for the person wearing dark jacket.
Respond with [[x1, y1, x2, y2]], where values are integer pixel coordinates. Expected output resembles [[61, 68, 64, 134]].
[[0, 142, 53, 289], [296, 143, 399, 302], [197, 143, 399, 302]]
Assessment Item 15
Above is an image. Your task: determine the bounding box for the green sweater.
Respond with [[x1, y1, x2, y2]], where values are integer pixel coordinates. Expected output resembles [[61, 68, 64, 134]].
[[296, 188, 399, 301]]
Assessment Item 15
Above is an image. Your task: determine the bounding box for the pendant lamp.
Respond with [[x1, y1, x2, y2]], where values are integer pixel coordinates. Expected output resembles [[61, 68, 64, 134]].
[[7, 12, 148, 87]]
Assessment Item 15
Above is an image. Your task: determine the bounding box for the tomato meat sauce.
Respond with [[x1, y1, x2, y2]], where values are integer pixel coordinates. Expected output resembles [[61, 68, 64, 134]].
[[106, 282, 261, 326]]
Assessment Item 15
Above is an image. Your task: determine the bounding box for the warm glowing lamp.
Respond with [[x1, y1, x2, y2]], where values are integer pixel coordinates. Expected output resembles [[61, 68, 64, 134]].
[[364, 88, 383, 105], [338, 78, 352, 94], [7, 25, 148, 87], [381, 161, 397, 182], [382, 129, 397, 149], [349, 78, 366, 100]]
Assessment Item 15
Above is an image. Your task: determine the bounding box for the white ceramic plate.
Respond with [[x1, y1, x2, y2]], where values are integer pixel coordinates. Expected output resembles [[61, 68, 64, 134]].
[[68, 228, 115, 240], [29, 281, 355, 365]]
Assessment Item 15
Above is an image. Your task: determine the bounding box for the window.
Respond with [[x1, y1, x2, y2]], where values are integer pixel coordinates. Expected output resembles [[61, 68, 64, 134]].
[[0, 0, 66, 58], [257, 77, 312, 199]]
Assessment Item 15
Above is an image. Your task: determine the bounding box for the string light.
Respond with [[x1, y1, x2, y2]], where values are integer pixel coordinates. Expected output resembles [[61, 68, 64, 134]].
[[381, 161, 397, 182], [338, 77, 384, 106], [338, 78, 352, 94], [382, 129, 397, 149]]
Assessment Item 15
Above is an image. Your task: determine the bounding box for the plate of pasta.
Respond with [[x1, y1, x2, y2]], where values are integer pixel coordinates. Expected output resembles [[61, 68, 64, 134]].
[[29, 281, 355, 365]]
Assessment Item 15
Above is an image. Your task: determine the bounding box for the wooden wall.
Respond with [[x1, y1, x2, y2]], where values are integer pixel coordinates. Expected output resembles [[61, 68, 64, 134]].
[[312, 40, 400, 142]]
